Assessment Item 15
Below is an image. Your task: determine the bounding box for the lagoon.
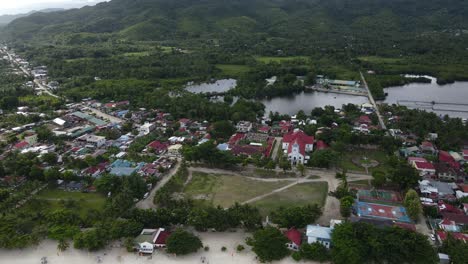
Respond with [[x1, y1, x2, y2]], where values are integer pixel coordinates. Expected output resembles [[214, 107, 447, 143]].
[[383, 76, 468, 119]]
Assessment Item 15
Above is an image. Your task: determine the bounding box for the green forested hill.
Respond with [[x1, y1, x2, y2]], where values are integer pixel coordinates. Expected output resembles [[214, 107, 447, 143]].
[[4, 0, 468, 51], [2, 0, 468, 103]]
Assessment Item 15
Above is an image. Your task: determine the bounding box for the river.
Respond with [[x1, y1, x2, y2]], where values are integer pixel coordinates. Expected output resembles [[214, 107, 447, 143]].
[[260, 91, 369, 116], [383, 76, 468, 119]]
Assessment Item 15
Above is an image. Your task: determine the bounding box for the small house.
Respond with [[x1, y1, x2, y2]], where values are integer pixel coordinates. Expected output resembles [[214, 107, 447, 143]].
[[306, 225, 332, 248], [284, 228, 302, 251]]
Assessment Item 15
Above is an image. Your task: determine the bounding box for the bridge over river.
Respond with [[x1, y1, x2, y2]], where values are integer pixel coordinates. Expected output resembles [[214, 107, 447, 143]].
[[397, 100, 468, 113]]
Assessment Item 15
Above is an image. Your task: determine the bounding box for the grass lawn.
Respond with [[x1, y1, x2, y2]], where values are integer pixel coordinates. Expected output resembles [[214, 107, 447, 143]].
[[253, 168, 296, 178], [357, 56, 404, 64], [254, 56, 310, 64], [36, 188, 106, 216], [216, 64, 251, 76], [122, 51, 150, 57], [340, 149, 391, 174], [349, 179, 372, 187], [184, 172, 289, 207], [252, 182, 328, 216]]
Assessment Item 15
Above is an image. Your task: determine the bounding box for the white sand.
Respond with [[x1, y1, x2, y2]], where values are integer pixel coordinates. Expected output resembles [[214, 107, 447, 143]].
[[0, 231, 316, 264]]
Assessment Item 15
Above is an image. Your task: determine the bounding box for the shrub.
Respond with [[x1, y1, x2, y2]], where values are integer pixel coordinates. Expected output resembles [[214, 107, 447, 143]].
[[236, 244, 245, 252]]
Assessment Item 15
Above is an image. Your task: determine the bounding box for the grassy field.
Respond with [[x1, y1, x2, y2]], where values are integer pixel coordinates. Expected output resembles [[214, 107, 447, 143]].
[[254, 56, 310, 64], [184, 172, 289, 207], [216, 64, 251, 76], [36, 188, 106, 215], [252, 182, 328, 216], [252, 168, 297, 178], [340, 149, 391, 174], [358, 56, 404, 64], [122, 51, 150, 57]]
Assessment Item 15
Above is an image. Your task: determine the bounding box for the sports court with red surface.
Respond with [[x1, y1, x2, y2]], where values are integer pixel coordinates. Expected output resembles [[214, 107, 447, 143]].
[[356, 201, 411, 223], [357, 189, 402, 204]]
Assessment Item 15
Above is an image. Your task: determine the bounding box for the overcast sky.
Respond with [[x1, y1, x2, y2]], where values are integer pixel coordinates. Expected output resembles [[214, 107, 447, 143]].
[[0, 0, 109, 15]]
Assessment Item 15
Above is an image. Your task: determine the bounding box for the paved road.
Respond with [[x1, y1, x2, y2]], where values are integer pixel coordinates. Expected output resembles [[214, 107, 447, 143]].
[[136, 160, 181, 210], [34, 79, 60, 98], [360, 71, 387, 130], [270, 137, 283, 160]]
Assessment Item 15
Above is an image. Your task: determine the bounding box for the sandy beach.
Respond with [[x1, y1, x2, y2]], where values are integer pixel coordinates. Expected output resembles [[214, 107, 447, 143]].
[[0, 231, 315, 264]]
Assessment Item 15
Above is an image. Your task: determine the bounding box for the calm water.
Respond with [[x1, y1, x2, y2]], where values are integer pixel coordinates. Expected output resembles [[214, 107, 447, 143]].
[[185, 78, 237, 94], [261, 91, 369, 116], [383, 76, 468, 119]]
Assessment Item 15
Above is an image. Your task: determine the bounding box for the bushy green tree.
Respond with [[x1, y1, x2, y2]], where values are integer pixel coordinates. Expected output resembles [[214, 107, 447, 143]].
[[166, 229, 202, 255], [246, 227, 289, 262]]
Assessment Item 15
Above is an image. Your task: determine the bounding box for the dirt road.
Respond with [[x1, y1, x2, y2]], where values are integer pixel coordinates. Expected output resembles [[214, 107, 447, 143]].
[[136, 160, 181, 210]]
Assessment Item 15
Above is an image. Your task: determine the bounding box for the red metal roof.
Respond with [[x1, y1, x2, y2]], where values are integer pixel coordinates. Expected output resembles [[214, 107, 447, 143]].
[[358, 115, 372, 124], [458, 184, 468, 193], [147, 141, 168, 153], [439, 150, 455, 163], [437, 231, 468, 242], [421, 141, 434, 148], [228, 133, 246, 146], [394, 222, 416, 232], [441, 213, 468, 225], [316, 140, 329, 151], [14, 141, 28, 149], [414, 161, 435, 170], [154, 230, 171, 245], [284, 228, 302, 246]]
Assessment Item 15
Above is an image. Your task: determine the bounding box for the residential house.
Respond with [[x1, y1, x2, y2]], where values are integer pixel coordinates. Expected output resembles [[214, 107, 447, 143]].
[[441, 212, 468, 228], [449, 151, 465, 164], [279, 120, 293, 134], [436, 231, 468, 243], [13, 141, 29, 150], [167, 144, 183, 156], [284, 228, 302, 251], [146, 140, 168, 155], [408, 157, 428, 166], [306, 225, 332, 248], [104, 100, 130, 109], [439, 150, 461, 170], [23, 132, 38, 145], [82, 163, 108, 178], [420, 141, 437, 155], [178, 118, 191, 128], [258, 125, 270, 134], [139, 123, 155, 135], [236, 121, 253, 133], [413, 161, 436, 177], [356, 115, 372, 126], [435, 162, 465, 182], [455, 184, 468, 199], [135, 228, 171, 254], [282, 129, 314, 165], [419, 180, 456, 201], [439, 218, 461, 232], [139, 163, 160, 177], [82, 135, 106, 148]]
